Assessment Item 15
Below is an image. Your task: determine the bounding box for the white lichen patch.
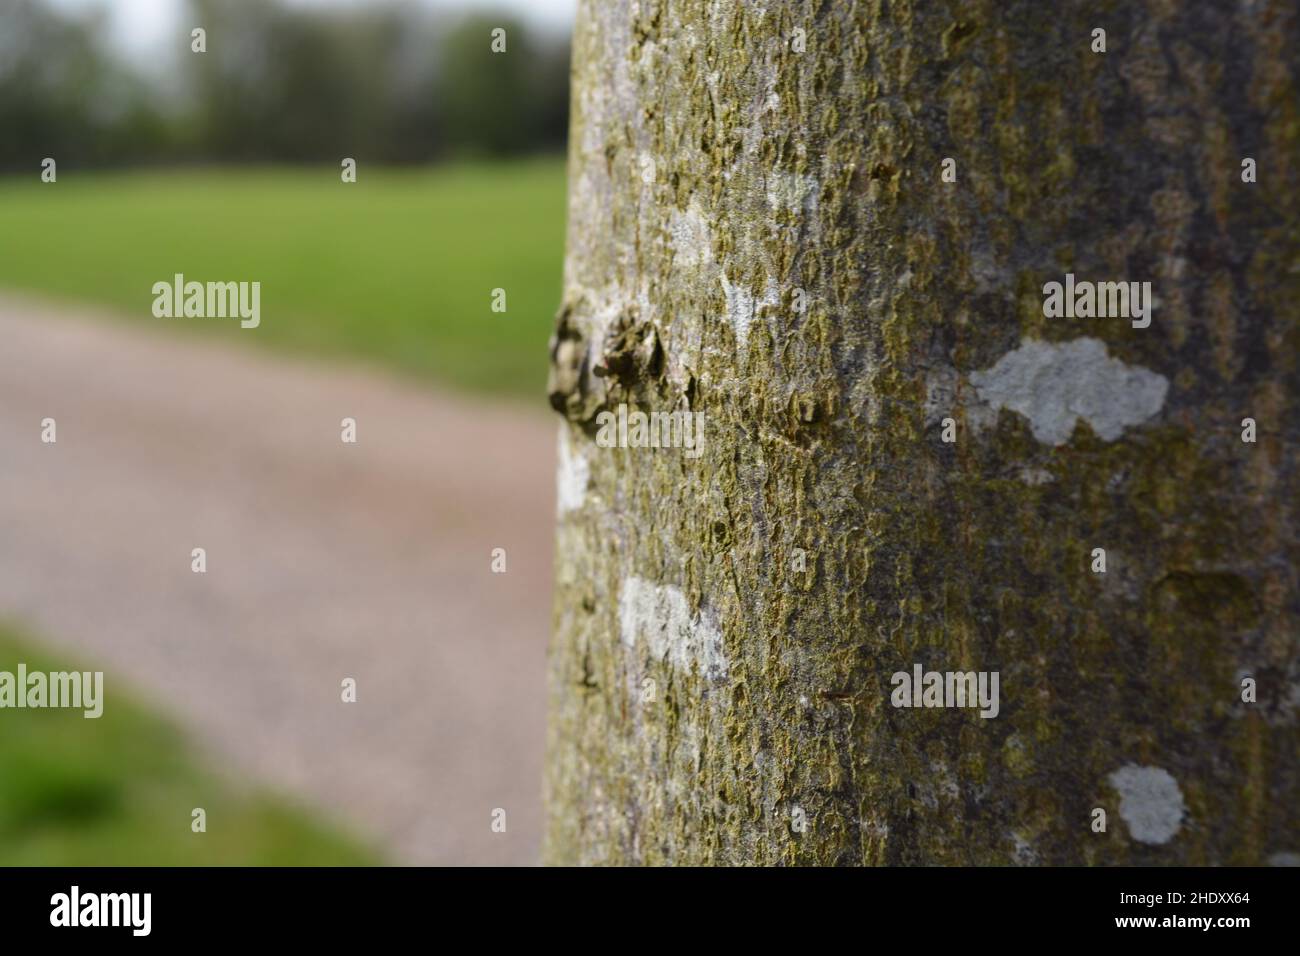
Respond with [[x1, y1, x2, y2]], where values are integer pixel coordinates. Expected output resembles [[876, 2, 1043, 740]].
[[720, 275, 754, 349], [556, 424, 590, 515], [1018, 466, 1055, 485], [765, 171, 819, 216], [720, 274, 780, 351], [1109, 764, 1186, 845], [619, 575, 728, 681], [969, 337, 1169, 446], [669, 199, 713, 268]]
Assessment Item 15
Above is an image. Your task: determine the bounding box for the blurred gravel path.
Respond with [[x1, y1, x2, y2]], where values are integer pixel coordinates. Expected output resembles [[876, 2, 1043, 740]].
[[0, 294, 555, 865]]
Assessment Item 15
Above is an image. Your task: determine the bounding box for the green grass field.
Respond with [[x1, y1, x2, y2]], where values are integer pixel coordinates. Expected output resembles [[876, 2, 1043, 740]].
[[0, 627, 379, 865], [0, 159, 567, 398]]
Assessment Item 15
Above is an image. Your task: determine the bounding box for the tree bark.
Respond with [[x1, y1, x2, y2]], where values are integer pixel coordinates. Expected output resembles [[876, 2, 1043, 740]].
[[544, 0, 1299, 865]]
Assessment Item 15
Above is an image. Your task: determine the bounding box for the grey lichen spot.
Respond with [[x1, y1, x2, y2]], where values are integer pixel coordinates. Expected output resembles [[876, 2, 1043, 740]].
[[969, 245, 1012, 293], [969, 337, 1169, 445], [923, 363, 958, 428], [1018, 466, 1055, 485], [1269, 852, 1300, 866], [619, 575, 728, 681], [1109, 764, 1186, 845], [1010, 831, 1040, 865]]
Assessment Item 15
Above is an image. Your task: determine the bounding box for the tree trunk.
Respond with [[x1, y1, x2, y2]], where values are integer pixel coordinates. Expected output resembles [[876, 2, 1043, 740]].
[[544, 0, 1299, 865]]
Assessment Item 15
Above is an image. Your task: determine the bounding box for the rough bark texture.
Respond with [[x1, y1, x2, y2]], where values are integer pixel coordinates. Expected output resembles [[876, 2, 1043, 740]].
[[544, 0, 1299, 865]]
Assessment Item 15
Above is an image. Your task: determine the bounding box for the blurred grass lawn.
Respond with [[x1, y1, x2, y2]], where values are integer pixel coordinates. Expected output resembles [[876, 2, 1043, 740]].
[[0, 627, 379, 865], [0, 159, 567, 398]]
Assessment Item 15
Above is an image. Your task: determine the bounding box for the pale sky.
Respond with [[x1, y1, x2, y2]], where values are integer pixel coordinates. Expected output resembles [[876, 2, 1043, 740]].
[[48, 0, 577, 59]]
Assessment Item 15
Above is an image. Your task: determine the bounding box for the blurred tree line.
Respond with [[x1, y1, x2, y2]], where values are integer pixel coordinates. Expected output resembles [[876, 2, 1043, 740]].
[[0, 0, 570, 170]]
